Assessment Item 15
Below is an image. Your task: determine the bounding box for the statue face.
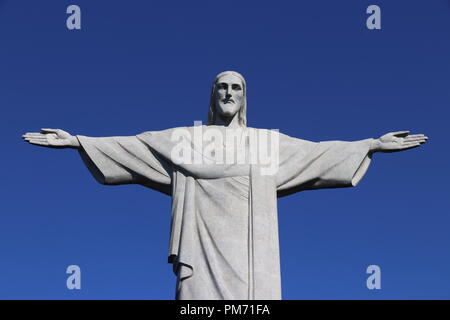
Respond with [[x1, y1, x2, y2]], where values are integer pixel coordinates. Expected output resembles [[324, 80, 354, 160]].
[[214, 74, 244, 120]]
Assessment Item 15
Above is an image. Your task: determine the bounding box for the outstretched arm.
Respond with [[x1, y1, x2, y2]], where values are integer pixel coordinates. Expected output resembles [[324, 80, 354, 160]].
[[369, 131, 428, 153], [22, 128, 80, 149], [276, 130, 428, 197], [22, 128, 172, 194]]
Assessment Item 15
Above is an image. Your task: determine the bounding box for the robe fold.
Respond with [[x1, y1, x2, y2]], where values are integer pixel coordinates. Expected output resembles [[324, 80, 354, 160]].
[[77, 126, 373, 300]]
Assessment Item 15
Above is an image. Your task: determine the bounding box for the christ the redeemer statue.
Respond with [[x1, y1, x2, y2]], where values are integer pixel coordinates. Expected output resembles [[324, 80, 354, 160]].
[[23, 71, 427, 300]]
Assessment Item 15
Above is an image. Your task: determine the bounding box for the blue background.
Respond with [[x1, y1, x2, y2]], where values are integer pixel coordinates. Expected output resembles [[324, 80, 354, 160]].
[[0, 0, 449, 299]]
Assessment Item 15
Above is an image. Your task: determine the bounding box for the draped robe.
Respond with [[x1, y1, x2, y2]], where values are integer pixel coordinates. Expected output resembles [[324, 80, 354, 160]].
[[76, 126, 373, 300]]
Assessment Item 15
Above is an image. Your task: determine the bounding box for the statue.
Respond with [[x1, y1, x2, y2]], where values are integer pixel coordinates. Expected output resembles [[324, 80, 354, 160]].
[[22, 71, 427, 300]]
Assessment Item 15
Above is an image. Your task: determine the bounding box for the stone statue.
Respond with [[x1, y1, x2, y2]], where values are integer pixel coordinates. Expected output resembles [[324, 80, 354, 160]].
[[22, 71, 427, 300]]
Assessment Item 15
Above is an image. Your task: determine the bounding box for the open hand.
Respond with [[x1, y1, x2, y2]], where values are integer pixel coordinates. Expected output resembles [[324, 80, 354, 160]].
[[22, 128, 80, 149], [372, 131, 428, 153]]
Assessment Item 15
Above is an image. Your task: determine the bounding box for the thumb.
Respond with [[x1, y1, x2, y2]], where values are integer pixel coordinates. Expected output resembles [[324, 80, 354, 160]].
[[391, 130, 410, 137], [41, 128, 60, 134]]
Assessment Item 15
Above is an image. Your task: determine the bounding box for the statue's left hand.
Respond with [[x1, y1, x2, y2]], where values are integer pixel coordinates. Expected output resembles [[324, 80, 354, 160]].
[[371, 131, 428, 153]]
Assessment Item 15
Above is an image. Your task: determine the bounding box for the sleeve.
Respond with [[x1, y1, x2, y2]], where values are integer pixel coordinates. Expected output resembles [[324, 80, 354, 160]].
[[77, 135, 172, 195], [276, 134, 373, 197]]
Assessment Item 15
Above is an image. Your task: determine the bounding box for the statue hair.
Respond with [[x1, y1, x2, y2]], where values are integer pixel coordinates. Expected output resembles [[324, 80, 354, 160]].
[[207, 71, 247, 127]]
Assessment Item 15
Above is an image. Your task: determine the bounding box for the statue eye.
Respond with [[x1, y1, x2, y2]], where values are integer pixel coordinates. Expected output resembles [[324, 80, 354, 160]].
[[218, 83, 227, 90], [232, 84, 242, 91]]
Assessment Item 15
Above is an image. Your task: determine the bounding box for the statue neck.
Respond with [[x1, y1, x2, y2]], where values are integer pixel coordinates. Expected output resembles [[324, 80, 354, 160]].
[[215, 113, 242, 129]]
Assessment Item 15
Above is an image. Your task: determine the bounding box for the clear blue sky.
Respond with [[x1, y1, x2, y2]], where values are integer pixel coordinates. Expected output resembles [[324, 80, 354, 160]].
[[1, 0, 449, 299]]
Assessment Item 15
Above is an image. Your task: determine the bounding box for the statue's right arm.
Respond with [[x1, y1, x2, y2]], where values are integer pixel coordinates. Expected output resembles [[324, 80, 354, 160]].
[[22, 128, 81, 149]]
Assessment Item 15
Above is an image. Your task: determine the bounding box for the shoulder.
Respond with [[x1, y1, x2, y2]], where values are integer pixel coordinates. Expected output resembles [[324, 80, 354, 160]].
[[137, 126, 191, 137], [246, 127, 316, 144]]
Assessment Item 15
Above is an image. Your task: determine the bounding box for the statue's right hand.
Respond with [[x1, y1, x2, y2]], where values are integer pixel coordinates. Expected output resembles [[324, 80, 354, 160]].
[[22, 128, 80, 149]]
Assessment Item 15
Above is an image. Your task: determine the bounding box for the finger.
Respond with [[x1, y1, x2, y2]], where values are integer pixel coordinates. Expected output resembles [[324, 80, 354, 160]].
[[23, 135, 47, 140], [405, 140, 427, 146], [404, 137, 428, 143], [404, 136, 427, 141], [28, 139, 49, 146], [23, 132, 43, 136], [404, 134, 426, 139], [23, 133, 45, 138], [28, 137, 48, 142], [392, 130, 410, 137], [24, 137, 47, 142], [23, 133, 46, 138], [402, 142, 421, 148]]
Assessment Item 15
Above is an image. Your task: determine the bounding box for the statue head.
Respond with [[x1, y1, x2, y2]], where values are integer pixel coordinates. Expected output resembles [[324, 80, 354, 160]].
[[207, 71, 247, 127]]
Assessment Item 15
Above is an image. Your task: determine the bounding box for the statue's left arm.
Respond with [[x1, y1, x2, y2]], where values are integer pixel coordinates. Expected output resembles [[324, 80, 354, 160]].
[[276, 131, 427, 197]]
